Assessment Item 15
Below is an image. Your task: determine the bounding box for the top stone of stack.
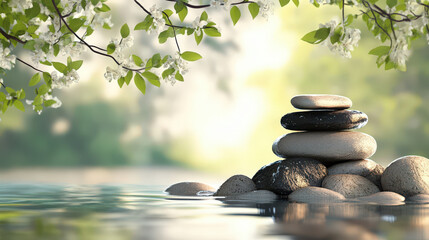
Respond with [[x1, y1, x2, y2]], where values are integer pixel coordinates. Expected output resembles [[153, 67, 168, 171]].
[[291, 94, 352, 110]]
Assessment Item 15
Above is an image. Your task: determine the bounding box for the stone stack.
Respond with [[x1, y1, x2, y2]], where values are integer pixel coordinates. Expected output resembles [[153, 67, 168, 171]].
[[253, 94, 382, 197]]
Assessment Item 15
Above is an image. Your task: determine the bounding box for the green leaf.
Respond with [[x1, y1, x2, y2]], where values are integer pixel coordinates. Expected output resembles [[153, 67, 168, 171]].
[[124, 70, 133, 85], [143, 72, 161, 87], [12, 22, 26, 36], [204, 27, 221, 37], [195, 31, 203, 45], [95, 3, 110, 12], [151, 54, 162, 67], [53, 44, 60, 56], [178, 6, 188, 22], [301, 27, 330, 44], [23, 40, 36, 50], [38, 85, 49, 95], [132, 55, 144, 66], [174, 1, 185, 13], [29, 73, 41, 86], [52, 62, 67, 73], [25, 2, 41, 19], [34, 95, 43, 105], [162, 68, 175, 79], [0, 92, 6, 101], [134, 16, 153, 31], [118, 77, 125, 88], [292, 0, 299, 6], [387, 0, 397, 8], [5, 87, 15, 94], [279, 0, 290, 6], [248, 3, 260, 19], [175, 72, 184, 82], [44, 99, 56, 107], [14, 100, 25, 112], [181, 51, 202, 61], [120, 23, 130, 38], [200, 11, 208, 21], [68, 18, 85, 32], [368, 46, 390, 56], [230, 6, 241, 26], [70, 60, 83, 70], [107, 43, 116, 54], [134, 73, 146, 94], [43, 72, 52, 88]]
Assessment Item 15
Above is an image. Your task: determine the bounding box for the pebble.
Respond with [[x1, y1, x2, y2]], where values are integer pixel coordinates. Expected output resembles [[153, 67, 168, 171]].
[[328, 159, 384, 188], [272, 131, 377, 164], [165, 182, 216, 196], [354, 191, 405, 205], [291, 94, 352, 110], [407, 194, 429, 203], [214, 174, 256, 196], [381, 155, 429, 197], [322, 174, 380, 198], [288, 186, 345, 203], [281, 110, 368, 131], [226, 190, 278, 202], [252, 158, 327, 195]]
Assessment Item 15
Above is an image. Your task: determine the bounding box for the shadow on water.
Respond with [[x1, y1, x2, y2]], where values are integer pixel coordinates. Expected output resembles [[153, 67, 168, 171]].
[[0, 184, 429, 240]]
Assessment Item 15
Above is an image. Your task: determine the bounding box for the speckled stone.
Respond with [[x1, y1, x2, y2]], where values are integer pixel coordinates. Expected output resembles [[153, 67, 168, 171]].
[[381, 155, 429, 197], [328, 159, 385, 188], [281, 110, 368, 131], [272, 131, 377, 164], [252, 158, 327, 195], [407, 194, 429, 203], [354, 191, 405, 205], [165, 182, 216, 196], [288, 186, 345, 203], [214, 175, 256, 196], [291, 94, 352, 110], [322, 174, 380, 198]]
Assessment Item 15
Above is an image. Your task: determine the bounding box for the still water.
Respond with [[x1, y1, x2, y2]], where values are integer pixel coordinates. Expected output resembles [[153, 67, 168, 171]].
[[0, 184, 428, 240]]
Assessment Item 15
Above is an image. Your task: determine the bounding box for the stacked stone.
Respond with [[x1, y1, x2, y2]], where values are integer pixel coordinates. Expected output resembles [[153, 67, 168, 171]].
[[252, 94, 383, 198]]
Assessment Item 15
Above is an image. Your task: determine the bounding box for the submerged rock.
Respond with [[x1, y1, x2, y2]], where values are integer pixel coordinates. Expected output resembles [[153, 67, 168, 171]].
[[288, 186, 345, 203], [165, 182, 215, 196], [226, 190, 278, 202], [291, 94, 352, 110], [322, 174, 380, 198], [354, 191, 405, 205], [214, 175, 256, 196], [252, 158, 327, 195], [281, 110, 368, 131], [381, 155, 429, 197], [328, 159, 384, 188]]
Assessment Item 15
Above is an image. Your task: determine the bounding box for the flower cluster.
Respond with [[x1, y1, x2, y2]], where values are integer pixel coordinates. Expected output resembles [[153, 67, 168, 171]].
[[319, 20, 361, 58], [51, 69, 80, 89], [163, 53, 189, 85], [210, 0, 231, 10], [104, 65, 127, 83], [257, 0, 275, 19], [0, 47, 16, 70], [149, 5, 166, 34], [26, 94, 62, 115]]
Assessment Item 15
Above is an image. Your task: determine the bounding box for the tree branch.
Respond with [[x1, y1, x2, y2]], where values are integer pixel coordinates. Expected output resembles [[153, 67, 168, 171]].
[[16, 58, 43, 73], [0, 28, 26, 44], [162, 11, 181, 53]]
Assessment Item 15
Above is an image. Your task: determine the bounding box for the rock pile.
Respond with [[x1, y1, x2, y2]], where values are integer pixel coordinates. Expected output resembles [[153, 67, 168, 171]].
[[165, 94, 429, 204]]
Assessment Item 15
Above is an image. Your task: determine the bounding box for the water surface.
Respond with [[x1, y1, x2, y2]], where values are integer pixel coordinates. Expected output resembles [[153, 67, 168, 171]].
[[0, 184, 428, 240]]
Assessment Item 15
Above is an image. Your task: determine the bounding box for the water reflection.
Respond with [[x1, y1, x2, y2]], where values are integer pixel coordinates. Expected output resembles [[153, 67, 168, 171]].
[[0, 184, 429, 240]]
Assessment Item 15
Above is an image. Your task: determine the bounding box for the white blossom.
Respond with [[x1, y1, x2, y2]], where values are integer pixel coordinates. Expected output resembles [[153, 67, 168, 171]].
[[390, 38, 409, 66], [8, 0, 33, 13], [149, 5, 166, 33], [210, 0, 231, 10], [0, 47, 16, 70], [43, 94, 62, 108], [164, 53, 189, 75], [192, 17, 207, 36], [104, 66, 126, 82], [257, 0, 275, 19], [319, 20, 361, 58], [61, 43, 86, 57], [51, 69, 80, 89]]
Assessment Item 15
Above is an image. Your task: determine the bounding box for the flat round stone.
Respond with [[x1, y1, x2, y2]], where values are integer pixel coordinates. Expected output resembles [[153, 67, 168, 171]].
[[281, 110, 368, 131], [272, 131, 377, 164], [354, 191, 405, 205], [291, 94, 352, 110], [214, 174, 256, 196], [288, 186, 345, 203], [381, 155, 429, 197], [322, 174, 380, 198], [165, 182, 216, 196], [252, 158, 327, 195], [328, 159, 384, 188]]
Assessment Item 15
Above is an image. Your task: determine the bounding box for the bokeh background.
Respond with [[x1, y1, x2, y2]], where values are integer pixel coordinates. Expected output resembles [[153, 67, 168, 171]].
[[1, 1, 428, 184]]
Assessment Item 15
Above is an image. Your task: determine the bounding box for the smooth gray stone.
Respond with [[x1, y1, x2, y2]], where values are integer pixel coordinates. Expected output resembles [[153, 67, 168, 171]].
[[407, 194, 429, 203], [288, 186, 345, 203], [353, 191, 405, 205], [322, 174, 380, 198], [291, 94, 352, 110], [252, 158, 327, 195], [381, 155, 429, 197], [165, 182, 216, 196], [214, 174, 256, 196], [272, 131, 377, 164], [226, 190, 278, 202], [281, 110, 368, 131], [328, 159, 384, 188]]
